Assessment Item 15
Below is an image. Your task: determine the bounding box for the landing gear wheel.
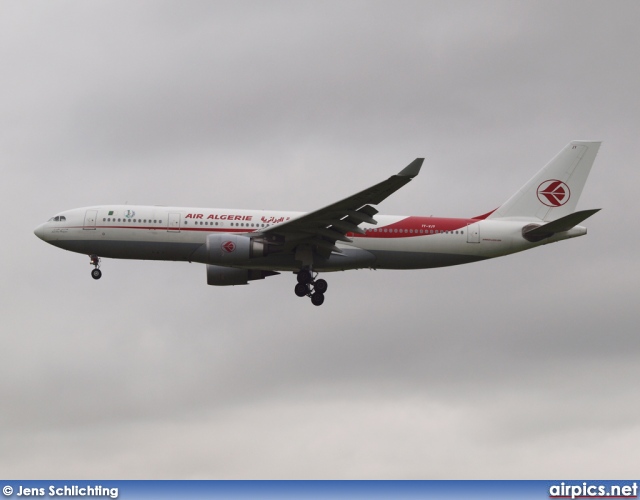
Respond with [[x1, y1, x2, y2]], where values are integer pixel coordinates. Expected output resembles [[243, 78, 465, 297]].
[[297, 269, 313, 284], [311, 292, 325, 306], [294, 283, 308, 297], [314, 279, 328, 294], [89, 255, 102, 280]]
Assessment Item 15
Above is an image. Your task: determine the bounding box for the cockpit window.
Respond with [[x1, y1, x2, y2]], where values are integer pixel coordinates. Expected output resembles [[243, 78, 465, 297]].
[[49, 216, 66, 222]]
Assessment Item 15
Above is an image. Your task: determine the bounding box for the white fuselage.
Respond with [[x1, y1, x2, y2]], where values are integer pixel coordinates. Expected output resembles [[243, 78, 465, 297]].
[[34, 205, 587, 272]]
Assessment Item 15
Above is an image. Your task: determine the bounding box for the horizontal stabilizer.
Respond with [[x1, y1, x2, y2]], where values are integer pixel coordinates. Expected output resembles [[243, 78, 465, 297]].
[[523, 209, 600, 242]]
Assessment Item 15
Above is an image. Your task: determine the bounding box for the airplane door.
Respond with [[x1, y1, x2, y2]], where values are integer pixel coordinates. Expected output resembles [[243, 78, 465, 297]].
[[467, 223, 480, 243], [83, 210, 98, 230], [168, 212, 181, 232]]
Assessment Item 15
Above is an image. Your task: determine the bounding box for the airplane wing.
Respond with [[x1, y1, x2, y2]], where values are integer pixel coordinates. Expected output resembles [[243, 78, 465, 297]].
[[259, 158, 424, 255]]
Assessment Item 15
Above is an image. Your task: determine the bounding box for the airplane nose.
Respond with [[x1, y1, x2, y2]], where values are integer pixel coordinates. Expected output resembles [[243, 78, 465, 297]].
[[34, 223, 46, 240]]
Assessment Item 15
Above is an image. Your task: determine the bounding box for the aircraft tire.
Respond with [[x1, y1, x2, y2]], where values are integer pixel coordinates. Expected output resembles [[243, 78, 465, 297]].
[[294, 283, 308, 297], [311, 292, 325, 306], [297, 269, 312, 284], [91, 269, 102, 280], [314, 279, 328, 294]]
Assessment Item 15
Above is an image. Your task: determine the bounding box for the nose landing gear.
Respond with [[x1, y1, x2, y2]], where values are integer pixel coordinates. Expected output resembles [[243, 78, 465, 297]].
[[294, 269, 328, 306], [89, 255, 102, 280]]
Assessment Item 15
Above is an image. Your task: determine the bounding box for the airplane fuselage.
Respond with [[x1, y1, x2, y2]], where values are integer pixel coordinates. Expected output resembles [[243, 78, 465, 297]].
[[34, 204, 586, 273]]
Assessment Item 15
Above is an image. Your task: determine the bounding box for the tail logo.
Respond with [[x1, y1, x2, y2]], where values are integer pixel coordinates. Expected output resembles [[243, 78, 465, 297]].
[[221, 241, 236, 253], [537, 180, 571, 207]]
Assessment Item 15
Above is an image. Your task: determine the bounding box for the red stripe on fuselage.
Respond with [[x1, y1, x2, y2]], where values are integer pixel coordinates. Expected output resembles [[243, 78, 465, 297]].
[[70, 225, 257, 234], [74, 216, 476, 239], [350, 216, 475, 238]]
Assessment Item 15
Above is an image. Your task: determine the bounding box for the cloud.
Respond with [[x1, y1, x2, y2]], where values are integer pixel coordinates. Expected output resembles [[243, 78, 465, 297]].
[[2, 0, 640, 478]]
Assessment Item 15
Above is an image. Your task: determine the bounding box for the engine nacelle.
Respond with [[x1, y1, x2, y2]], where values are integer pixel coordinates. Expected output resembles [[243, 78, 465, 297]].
[[206, 234, 266, 265], [206, 265, 278, 286]]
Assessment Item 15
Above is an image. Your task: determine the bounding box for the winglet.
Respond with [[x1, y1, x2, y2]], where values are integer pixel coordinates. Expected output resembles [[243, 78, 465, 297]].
[[397, 158, 424, 178]]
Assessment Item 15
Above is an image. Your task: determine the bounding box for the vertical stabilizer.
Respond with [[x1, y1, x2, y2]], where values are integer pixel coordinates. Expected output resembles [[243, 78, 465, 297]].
[[488, 141, 601, 221]]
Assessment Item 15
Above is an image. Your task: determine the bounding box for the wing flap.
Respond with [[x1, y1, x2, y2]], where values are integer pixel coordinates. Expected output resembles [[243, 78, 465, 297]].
[[329, 207, 379, 226]]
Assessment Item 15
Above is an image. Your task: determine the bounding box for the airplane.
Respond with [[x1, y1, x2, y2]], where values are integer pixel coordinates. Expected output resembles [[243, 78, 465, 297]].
[[34, 140, 601, 306]]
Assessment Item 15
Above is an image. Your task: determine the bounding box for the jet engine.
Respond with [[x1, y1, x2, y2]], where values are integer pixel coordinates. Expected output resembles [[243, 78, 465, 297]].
[[206, 234, 266, 264], [206, 265, 278, 286]]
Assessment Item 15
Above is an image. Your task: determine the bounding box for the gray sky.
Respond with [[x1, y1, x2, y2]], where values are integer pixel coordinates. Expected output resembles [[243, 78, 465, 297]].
[[1, 0, 639, 478]]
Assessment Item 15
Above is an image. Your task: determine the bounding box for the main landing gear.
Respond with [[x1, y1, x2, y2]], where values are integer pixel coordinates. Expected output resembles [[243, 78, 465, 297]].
[[294, 269, 328, 306], [89, 254, 102, 280]]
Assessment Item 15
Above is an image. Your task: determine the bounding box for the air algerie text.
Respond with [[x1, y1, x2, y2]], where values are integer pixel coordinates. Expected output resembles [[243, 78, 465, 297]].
[[185, 214, 253, 221]]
